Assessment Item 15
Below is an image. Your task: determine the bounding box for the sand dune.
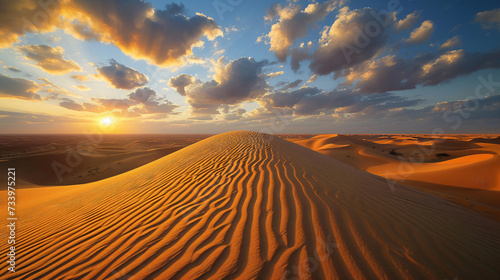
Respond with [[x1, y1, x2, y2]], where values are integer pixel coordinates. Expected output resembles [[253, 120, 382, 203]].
[[1, 131, 500, 279], [291, 134, 500, 220]]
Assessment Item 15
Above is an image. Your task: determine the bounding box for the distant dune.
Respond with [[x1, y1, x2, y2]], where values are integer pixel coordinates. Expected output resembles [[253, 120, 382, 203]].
[[1, 131, 500, 279], [0, 134, 210, 186], [292, 134, 500, 221]]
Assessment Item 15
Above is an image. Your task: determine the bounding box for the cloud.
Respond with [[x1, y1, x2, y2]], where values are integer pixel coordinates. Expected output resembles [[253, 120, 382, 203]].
[[267, 71, 284, 78], [0, 1, 222, 67], [308, 7, 395, 75], [168, 74, 195, 96], [171, 57, 270, 114], [340, 48, 500, 93], [290, 46, 311, 71], [361, 94, 500, 131], [128, 87, 179, 114], [262, 87, 422, 116], [71, 74, 89, 81], [0, 0, 63, 47], [3, 66, 22, 73], [263, 1, 339, 61], [60, 87, 178, 116], [440, 36, 461, 49], [96, 59, 148, 90], [307, 74, 318, 83], [17, 45, 82, 74], [474, 8, 500, 31], [0, 74, 41, 100], [74, 85, 90, 91], [59, 98, 104, 113], [37, 78, 78, 98], [281, 79, 303, 90], [406, 20, 434, 44], [394, 11, 420, 32], [64, 1, 222, 66]]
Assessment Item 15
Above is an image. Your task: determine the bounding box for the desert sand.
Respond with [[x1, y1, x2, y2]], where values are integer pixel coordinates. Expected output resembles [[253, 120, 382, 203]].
[[291, 134, 500, 221], [1, 131, 499, 279], [0, 134, 210, 186]]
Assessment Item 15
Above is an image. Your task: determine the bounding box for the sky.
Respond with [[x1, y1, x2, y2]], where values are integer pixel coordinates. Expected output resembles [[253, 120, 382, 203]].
[[0, 0, 499, 134]]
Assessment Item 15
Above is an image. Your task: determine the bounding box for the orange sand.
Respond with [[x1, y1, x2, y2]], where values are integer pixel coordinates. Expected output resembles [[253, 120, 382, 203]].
[[291, 134, 500, 221], [1, 131, 499, 279]]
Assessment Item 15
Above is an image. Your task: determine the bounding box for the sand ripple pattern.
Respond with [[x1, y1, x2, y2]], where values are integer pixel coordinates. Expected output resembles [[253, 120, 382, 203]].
[[1, 131, 500, 279]]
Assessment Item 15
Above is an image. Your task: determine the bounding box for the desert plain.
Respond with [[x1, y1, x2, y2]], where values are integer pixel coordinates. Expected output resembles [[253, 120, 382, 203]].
[[0, 131, 499, 279]]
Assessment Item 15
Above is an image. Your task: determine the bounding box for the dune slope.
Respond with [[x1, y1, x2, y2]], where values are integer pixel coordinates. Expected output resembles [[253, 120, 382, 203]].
[[1, 131, 500, 279]]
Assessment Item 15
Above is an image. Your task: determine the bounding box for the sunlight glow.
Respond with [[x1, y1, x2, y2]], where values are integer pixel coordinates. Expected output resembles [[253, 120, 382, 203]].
[[100, 117, 114, 126]]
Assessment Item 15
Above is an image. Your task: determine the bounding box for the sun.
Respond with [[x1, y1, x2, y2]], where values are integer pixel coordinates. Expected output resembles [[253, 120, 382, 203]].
[[100, 117, 114, 126]]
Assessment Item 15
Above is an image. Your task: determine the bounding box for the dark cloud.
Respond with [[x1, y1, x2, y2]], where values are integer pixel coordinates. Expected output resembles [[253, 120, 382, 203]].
[[309, 7, 395, 76], [171, 57, 270, 114], [290, 47, 311, 72], [4, 66, 22, 73], [341, 48, 500, 93], [0, 74, 40, 100], [264, 1, 339, 61], [281, 79, 303, 91], [128, 87, 179, 114], [168, 74, 195, 96], [60, 87, 178, 116], [59, 98, 104, 113], [0, 1, 222, 67], [65, 1, 222, 66], [17, 45, 81, 74], [261, 87, 423, 116], [96, 59, 149, 90]]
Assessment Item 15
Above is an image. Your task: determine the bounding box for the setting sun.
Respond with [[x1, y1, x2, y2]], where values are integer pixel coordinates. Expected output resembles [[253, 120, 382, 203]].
[[100, 117, 114, 126]]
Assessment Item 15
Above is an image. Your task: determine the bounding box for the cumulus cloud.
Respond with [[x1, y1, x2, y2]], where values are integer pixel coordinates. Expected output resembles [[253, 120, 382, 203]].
[[170, 57, 269, 114], [0, 0, 63, 47], [308, 7, 395, 75], [168, 74, 195, 96], [17, 45, 82, 74], [340, 48, 500, 93], [96, 59, 149, 90], [60, 87, 178, 116], [394, 11, 420, 32], [474, 8, 500, 31], [440, 36, 461, 49], [128, 87, 179, 114], [0, 74, 41, 100], [263, 1, 339, 61], [64, 1, 222, 66], [406, 20, 434, 44], [0, 1, 222, 67]]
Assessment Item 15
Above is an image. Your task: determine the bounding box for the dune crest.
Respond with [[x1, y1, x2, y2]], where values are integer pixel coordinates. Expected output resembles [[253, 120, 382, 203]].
[[1, 131, 500, 279]]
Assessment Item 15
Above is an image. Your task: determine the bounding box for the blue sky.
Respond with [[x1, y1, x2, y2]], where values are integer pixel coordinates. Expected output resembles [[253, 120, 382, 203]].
[[0, 0, 499, 134]]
